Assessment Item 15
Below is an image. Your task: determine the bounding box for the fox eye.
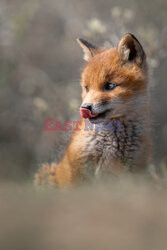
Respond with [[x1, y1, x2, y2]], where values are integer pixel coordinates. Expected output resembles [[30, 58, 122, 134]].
[[85, 86, 89, 92], [104, 82, 117, 91]]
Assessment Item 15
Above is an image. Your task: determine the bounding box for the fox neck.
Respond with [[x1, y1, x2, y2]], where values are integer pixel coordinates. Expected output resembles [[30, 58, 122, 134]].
[[92, 94, 151, 170], [93, 117, 151, 172]]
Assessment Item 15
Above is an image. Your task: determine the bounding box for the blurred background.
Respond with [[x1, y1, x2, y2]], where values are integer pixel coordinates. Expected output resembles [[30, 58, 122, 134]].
[[0, 0, 167, 249], [0, 0, 167, 181]]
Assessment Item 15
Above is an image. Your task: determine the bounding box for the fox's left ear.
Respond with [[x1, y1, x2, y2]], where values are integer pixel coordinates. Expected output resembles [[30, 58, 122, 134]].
[[117, 33, 146, 67], [77, 38, 104, 62]]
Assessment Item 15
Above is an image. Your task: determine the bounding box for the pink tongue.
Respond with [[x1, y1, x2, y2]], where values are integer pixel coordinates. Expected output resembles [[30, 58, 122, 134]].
[[80, 108, 97, 119]]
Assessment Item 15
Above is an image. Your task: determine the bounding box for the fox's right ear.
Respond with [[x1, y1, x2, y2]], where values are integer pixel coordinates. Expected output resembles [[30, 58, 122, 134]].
[[77, 38, 104, 62]]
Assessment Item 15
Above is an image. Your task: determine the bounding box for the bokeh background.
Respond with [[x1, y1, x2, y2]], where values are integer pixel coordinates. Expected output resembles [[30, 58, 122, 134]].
[[0, 0, 167, 181], [0, 0, 167, 249]]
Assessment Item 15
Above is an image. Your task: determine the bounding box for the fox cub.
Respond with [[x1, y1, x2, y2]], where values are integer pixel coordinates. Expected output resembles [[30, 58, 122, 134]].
[[35, 33, 152, 187]]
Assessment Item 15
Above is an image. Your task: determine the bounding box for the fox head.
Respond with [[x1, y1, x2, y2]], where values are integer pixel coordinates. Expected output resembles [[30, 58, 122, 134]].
[[77, 33, 148, 122]]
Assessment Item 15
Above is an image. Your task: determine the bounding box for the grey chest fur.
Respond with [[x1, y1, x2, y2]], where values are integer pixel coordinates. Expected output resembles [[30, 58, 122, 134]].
[[84, 119, 145, 169]]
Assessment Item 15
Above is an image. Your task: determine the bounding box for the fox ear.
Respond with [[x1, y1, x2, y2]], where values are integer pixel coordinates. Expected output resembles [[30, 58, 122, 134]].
[[77, 38, 104, 62], [117, 33, 146, 67]]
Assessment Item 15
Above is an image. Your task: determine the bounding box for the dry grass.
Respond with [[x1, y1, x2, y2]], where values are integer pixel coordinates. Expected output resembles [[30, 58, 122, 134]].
[[0, 176, 167, 250]]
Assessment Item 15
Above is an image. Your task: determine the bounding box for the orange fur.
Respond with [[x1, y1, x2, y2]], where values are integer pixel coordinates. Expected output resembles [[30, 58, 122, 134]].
[[35, 34, 152, 188]]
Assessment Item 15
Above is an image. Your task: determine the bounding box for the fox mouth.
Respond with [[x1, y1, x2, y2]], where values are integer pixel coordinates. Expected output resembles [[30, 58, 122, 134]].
[[80, 106, 112, 121], [89, 109, 111, 122]]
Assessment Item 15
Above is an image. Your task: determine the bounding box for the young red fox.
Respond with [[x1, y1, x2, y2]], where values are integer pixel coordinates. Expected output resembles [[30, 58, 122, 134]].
[[35, 33, 152, 187]]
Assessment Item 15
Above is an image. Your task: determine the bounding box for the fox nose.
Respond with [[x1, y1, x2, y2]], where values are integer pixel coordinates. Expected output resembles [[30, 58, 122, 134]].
[[80, 105, 97, 119], [81, 105, 92, 111]]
